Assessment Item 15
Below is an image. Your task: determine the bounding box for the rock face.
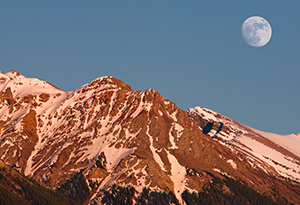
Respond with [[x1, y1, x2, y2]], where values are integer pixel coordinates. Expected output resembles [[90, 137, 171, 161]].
[[0, 70, 299, 204], [188, 107, 300, 182]]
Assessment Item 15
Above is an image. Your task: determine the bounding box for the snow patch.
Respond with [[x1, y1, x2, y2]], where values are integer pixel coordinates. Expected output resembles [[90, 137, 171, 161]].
[[88, 135, 135, 171], [147, 125, 167, 172], [166, 150, 186, 204], [250, 128, 300, 158], [158, 110, 163, 116], [227, 159, 237, 169], [237, 135, 300, 181], [188, 107, 218, 121], [174, 123, 184, 139]]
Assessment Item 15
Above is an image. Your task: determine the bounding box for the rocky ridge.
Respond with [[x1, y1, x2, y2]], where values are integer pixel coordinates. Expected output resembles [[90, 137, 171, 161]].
[[0, 70, 299, 204], [188, 106, 300, 182]]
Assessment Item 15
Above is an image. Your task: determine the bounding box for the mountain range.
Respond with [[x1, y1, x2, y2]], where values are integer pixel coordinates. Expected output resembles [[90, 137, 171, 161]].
[[0, 70, 299, 204]]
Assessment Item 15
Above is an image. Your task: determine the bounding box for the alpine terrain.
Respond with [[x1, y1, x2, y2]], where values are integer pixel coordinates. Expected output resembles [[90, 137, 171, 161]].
[[0, 70, 299, 204]]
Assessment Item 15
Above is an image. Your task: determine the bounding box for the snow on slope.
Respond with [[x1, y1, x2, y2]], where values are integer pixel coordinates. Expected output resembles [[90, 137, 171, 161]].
[[0, 71, 68, 116], [250, 128, 300, 157], [0, 71, 69, 152], [188, 106, 300, 182], [0, 71, 65, 97], [2, 71, 299, 204], [0, 71, 71, 173], [236, 134, 299, 180], [166, 150, 186, 204], [25, 76, 136, 176]]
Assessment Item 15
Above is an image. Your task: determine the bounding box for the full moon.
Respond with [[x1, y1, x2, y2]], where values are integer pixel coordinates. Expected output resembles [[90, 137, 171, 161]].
[[241, 16, 272, 47]]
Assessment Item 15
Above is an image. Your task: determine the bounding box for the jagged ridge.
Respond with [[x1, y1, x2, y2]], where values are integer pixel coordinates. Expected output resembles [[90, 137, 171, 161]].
[[0, 71, 299, 204]]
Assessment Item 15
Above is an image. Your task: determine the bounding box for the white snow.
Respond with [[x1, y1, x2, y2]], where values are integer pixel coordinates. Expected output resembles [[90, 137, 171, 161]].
[[8, 108, 29, 123], [227, 159, 237, 169], [166, 150, 186, 204], [190, 105, 300, 182], [2, 69, 300, 203], [168, 110, 178, 122], [169, 123, 184, 149], [237, 135, 300, 181], [169, 129, 178, 149], [188, 106, 218, 121], [147, 125, 167, 172], [158, 110, 163, 116], [84, 134, 136, 171], [0, 71, 65, 98], [129, 92, 152, 119], [250, 128, 300, 158], [173, 123, 184, 138]]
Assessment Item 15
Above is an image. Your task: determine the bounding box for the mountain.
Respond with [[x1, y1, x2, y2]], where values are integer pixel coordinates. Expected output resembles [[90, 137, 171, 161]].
[[0, 159, 76, 205], [0, 70, 299, 204], [188, 107, 300, 183]]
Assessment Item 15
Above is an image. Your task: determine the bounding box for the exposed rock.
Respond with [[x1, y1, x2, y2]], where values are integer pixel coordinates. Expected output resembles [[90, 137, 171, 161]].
[[0, 71, 299, 204]]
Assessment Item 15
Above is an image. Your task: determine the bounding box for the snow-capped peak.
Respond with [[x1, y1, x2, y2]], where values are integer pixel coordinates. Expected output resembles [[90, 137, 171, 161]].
[[1, 71, 299, 204], [4, 70, 25, 79], [0, 70, 66, 98]]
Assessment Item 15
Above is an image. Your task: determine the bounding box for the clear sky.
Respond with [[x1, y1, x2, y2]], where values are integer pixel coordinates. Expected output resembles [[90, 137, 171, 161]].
[[0, 1, 299, 134]]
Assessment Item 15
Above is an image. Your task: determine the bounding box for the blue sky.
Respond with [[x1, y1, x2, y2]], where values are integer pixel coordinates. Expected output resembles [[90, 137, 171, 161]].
[[0, 1, 299, 134]]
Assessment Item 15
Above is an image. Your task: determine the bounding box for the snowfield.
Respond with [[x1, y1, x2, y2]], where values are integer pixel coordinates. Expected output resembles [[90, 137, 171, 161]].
[[188, 106, 300, 182]]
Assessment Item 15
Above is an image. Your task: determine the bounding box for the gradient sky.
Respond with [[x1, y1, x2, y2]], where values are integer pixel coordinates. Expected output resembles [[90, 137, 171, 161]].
[[0, 1, 299, 134]]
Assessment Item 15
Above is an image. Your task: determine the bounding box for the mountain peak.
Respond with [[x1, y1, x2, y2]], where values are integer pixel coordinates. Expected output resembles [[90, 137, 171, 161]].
[[0, 71, 299, 204], [0, 70, 25, 85], [86, 76, 132, 92], [5, 70, 24, 79]]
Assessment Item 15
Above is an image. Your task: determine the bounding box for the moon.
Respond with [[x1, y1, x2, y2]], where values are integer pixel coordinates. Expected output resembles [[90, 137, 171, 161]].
[[241, 16, 272, 47]]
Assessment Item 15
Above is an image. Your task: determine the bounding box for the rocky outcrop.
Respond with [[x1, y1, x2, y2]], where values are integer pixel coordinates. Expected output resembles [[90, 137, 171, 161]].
[[0, 71, 299, 204]]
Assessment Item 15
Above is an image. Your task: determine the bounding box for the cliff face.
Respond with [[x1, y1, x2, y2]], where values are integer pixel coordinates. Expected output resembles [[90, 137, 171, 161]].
[[0, 71, 299, 204]]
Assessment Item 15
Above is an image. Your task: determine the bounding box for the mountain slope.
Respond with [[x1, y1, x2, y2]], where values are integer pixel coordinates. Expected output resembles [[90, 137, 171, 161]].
[[188, 106, 300, 183], [0, 71, 299, 204], [0, 159, 76, 205]]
